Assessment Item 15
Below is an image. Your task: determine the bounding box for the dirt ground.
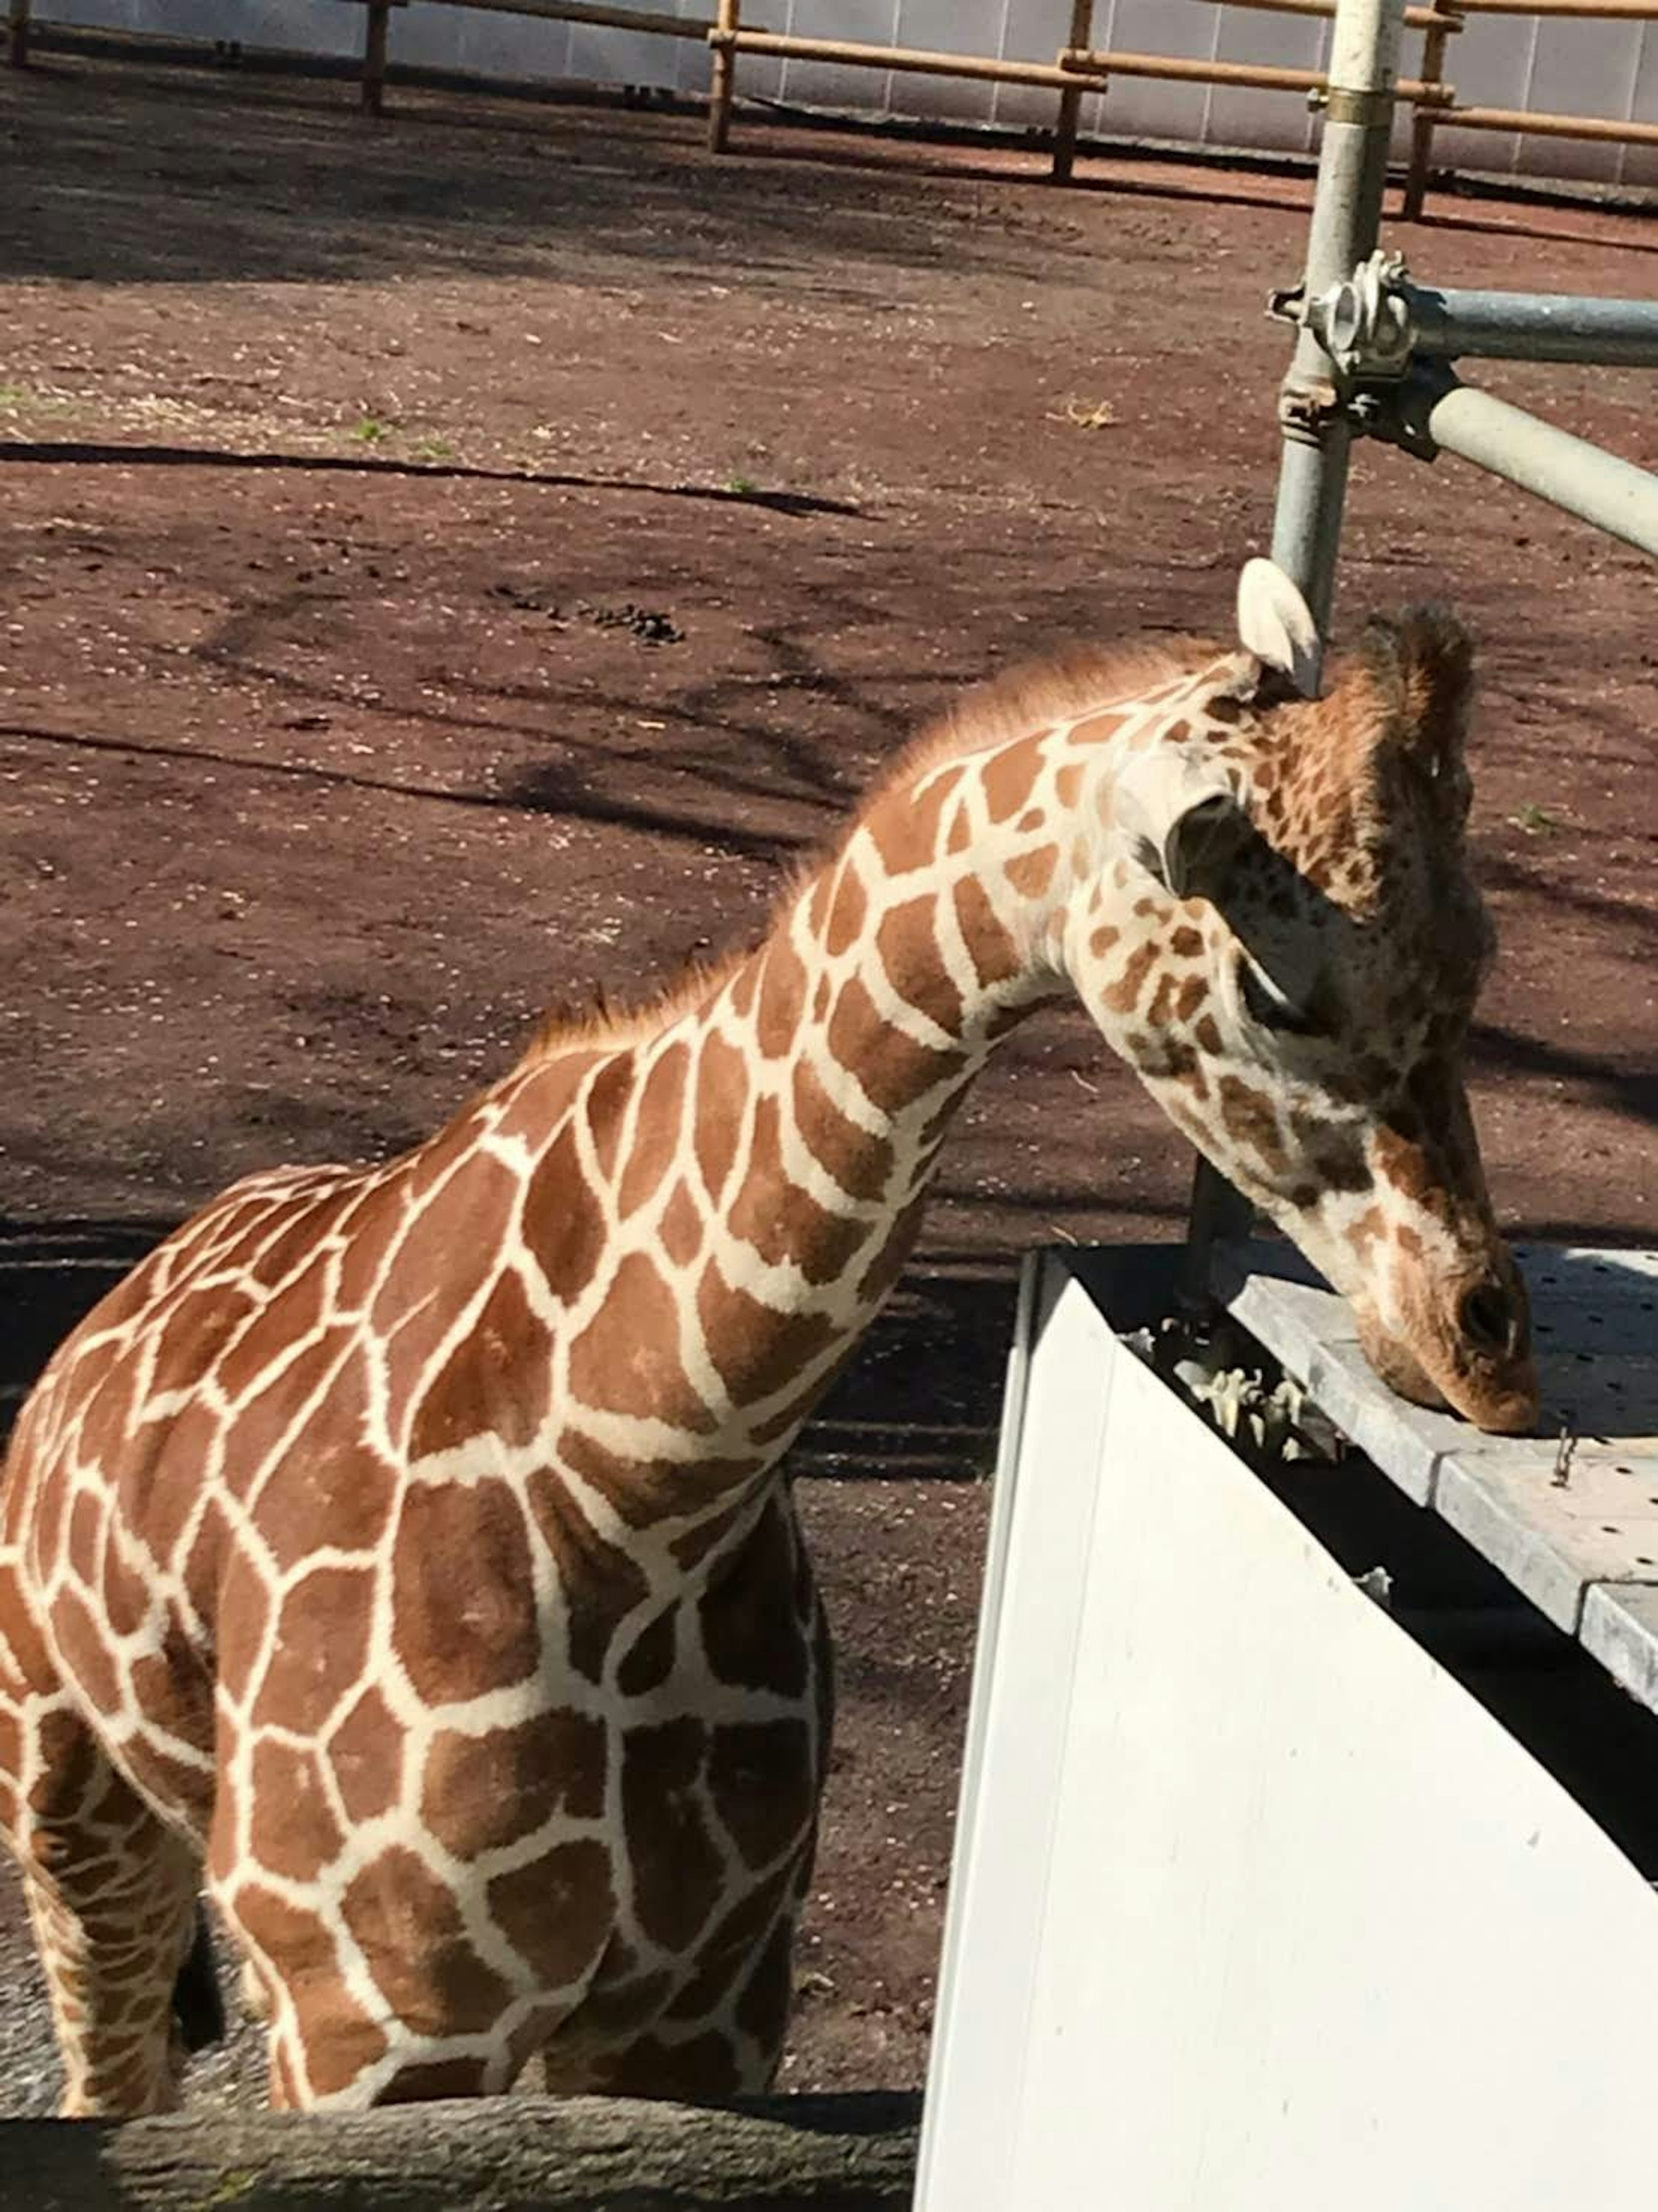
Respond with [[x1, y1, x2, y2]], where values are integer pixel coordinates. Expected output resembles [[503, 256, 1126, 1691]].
[[0, 44, 1654, 2113]]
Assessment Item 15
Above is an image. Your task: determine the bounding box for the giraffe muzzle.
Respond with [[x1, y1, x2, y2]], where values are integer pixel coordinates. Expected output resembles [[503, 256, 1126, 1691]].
[[1354, 1265, 1541, 1436]]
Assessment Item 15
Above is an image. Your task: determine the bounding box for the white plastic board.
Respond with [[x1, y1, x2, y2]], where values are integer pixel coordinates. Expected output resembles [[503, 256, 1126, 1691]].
[[918, 1252, 1658, 2212]]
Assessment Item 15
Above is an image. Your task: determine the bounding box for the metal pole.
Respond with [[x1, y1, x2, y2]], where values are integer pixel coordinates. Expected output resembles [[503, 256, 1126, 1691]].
[[1393, 370, 1658, 558], [1188, 0, 1407, 1280], [7, 0, 30, 68], [1271, 0, 1407, 648], [1399, 283, 1658, 368]]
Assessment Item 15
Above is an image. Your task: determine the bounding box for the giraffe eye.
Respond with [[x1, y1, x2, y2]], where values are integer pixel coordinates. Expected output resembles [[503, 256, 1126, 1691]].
[[1238, 957, 1325, 1039]]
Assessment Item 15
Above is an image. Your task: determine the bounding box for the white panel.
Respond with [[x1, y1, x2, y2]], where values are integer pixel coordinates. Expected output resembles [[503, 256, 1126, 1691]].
[[885, 0, 997, 124], [914, 1272, 1122, 2212], [241, 0, 361, 59], [456, 5, 571, 83], [1206, 5, 1323, 159], [1098, 0, 1211, 152], [921, 1283, 1658, 2212], [382, 0, 480, 74], [566, 8, 683, 93], [139, 0, 231, 43], [1519, 18, 1644, 186], [1625, 26, 1658, 191], [1429, 10, 1533, 181], [778, 0, 899, 117], [49, 0, 160, 31]]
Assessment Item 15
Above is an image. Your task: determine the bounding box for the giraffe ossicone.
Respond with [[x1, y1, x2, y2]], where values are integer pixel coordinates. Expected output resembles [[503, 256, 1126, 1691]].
[[1236, 556, 1321, 696], [0, 572, 1538, 2118]]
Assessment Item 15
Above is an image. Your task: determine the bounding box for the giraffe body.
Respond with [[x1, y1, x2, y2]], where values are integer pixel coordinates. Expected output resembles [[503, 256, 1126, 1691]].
[[0, 571, 1539, 2114]]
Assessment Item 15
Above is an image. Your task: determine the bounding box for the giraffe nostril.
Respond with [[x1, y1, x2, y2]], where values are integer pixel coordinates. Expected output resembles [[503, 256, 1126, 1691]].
[[1459, 1280, 1519, 1358]]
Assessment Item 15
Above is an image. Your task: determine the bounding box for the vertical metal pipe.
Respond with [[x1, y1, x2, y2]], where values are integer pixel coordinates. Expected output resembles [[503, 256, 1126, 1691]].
[[1271, 0, 1407, 647], [709, 0, 740, 155], [7, 0, 31, 68], [1051, 1, 1095, 184], [1187, 0, 1407, 1280]]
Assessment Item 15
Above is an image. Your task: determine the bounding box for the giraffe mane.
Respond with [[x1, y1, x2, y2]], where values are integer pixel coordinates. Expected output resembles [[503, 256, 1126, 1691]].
[[880, 635, 1226, 790], [514, 634, 1225, 1071]]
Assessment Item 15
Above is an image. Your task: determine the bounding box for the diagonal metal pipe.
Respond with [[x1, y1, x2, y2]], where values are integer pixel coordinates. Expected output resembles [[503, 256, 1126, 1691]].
[[1381, 367, 1658, 558]]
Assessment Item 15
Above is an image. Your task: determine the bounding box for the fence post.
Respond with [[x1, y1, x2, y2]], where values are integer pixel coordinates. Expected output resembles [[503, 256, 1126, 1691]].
[[7, 0, 31, 69], [709, 0, 740, 154], [1403, 0, 1461, 220], [1187, 0, 1408, 1282], [1051, 1, 1095, 183], [361, 0, 392, 114]]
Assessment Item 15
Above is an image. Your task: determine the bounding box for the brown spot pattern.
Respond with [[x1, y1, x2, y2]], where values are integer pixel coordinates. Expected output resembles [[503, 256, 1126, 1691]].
[[488, 1840, 615, 1990], [617, 1042, 691, 1217], [391, 1484, 541, 1707], [525, 1476, 649, 1683], [708, 1721, 814, 1870], [696, 1264, 838, 1405], [693, 1032, 748, 1204], [409, 1269, 549, 1461], [249, 1738, 344, 1882], [1004, 844, 1058, 899], [254, 1565, 374, 1732], [522, 1123, 607, 1305], [791, 1061, 892, 1201], [569, 1254, 715, 1433], [828, 976, 965, 1115], [756, 938, 807, 1058], [1101, 940, 1159, 1016], [623, 1719, 723, 1952], [342, 1845, 512, 2033], [583, 1056, 636, 1183], [878, 895, 962, 1032], [327, 1686, 405, 1824], [420, 1709, 605, 1857], [728, 1097, 868, 1287]]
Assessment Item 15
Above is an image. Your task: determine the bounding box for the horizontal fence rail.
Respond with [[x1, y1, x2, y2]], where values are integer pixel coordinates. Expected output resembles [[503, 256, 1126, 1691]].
[[8, 0, 1658, 203]]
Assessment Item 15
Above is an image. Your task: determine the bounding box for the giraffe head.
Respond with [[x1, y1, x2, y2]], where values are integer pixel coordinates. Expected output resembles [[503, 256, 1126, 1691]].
[[1065, 565, 1537, 1434]]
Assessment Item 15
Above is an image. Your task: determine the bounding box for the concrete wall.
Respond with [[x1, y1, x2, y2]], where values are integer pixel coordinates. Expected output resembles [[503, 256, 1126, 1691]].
[[40, 0, 1658, 190]]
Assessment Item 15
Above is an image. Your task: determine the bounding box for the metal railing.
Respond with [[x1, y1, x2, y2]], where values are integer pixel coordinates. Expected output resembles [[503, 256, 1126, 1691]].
[[9, 0, 1657, 207], [1187, 0, 1658, 1271]]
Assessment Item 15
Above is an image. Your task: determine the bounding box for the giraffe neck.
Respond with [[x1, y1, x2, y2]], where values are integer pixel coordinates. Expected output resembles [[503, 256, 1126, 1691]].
[[473, 673, 1227, 1540]]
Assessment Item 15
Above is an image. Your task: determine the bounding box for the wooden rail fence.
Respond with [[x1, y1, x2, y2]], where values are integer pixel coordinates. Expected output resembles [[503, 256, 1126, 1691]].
[[6, 0, 1657, 213]]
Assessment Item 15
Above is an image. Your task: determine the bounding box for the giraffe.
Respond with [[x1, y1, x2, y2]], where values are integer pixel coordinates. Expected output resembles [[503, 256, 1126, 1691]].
[[0, 563, 1539, 2118]]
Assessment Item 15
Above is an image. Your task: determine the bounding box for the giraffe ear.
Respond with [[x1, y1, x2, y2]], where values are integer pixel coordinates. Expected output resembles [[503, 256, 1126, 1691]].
[[1359, 605, 1475, 764], [1116, 749, 1251, 903], [1237, 559, 1320, 698]]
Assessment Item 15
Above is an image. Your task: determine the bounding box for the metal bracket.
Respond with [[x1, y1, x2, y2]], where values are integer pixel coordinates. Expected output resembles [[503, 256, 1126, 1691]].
[[1323, 84, 1398, 127], [1353, 364, 1454, 462], [1302, 249, 1418, 382], [1278, 375, 1342, 441]]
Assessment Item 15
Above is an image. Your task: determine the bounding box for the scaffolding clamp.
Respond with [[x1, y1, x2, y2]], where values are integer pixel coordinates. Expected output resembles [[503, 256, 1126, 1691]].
[[1300, 249, 1418, 382]]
